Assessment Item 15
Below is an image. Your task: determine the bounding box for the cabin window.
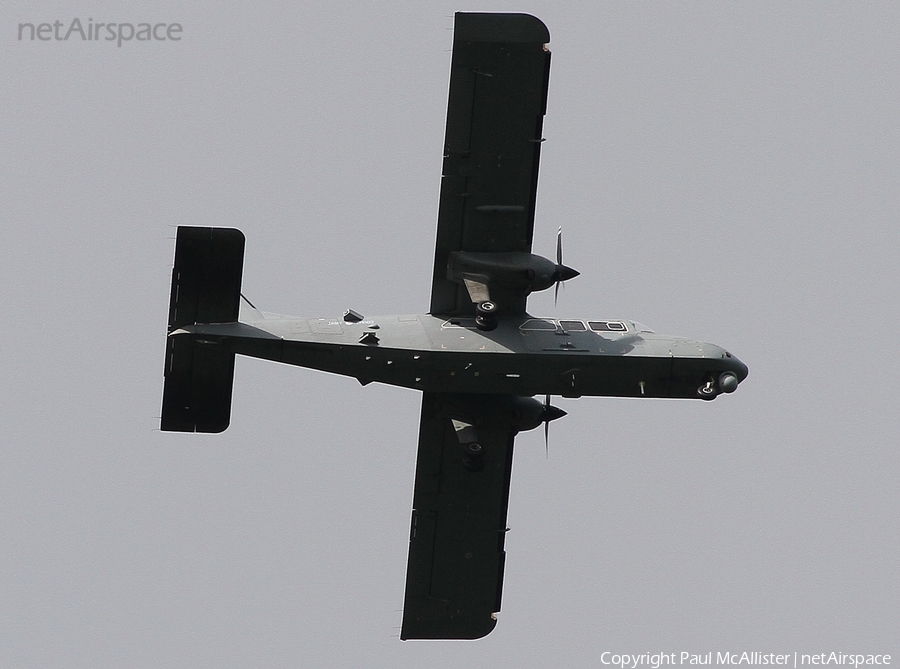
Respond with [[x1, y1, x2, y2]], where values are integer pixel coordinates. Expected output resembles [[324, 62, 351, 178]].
[[520, 319, 557, 331], [558, 320, 586, 331], [589, 321, 627, 332]]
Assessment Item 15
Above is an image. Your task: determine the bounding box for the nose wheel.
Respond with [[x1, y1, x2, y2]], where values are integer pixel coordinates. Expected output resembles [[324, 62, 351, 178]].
[[697, 372, 740, 400], [697, 380, 718, 400]]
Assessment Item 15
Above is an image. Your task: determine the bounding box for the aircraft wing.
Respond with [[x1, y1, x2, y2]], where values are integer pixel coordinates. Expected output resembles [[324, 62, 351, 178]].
[[429, 13, 551, 317], [400, 392, 517, 640]]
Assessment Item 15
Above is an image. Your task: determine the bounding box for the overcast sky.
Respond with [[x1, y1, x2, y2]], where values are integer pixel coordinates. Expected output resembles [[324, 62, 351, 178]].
[[2, 2, 899, 667]]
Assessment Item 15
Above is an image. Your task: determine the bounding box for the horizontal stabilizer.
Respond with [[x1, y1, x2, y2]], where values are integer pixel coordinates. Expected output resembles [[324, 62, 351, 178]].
[[161, 335, 235, 433], [161, 227, 244, 433], [167, 226, 245, 329]]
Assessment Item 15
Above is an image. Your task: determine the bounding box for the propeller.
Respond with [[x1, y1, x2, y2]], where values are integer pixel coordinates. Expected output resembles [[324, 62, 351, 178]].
[[541, 394, 567, 457], [552, 227, 580, 305]]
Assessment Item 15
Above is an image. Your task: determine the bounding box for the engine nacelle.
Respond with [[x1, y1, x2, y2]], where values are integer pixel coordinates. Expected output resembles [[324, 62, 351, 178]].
[[442, 395, 565, 433], [447, 251, 578, 295]]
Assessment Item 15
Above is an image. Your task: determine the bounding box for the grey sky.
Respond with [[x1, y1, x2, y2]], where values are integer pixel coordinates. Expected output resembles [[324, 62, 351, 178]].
[[2, 1, 898, 667]]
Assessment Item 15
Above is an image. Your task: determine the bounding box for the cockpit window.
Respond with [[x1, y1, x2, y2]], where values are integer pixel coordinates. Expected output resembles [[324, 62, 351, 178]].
[[520, 319, 557, 331], [589, 321, 627, 332], [558, 320, 586, 331], [630, 321, 655, 333]]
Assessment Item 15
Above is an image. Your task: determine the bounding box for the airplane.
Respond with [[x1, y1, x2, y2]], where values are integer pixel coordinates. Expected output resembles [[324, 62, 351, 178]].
[[159, 12, 748, 640]]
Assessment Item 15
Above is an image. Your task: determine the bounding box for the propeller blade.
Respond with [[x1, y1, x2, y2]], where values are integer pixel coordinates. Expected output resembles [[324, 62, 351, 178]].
[[540, 394, 568, 458], [556, 227, 563, 265], [544, 394, 550, 457], [552, 227, 578, 306]]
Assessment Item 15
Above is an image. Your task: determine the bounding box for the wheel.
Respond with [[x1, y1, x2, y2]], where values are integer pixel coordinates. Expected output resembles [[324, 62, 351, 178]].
[[475, 315, 497, 331], [463, 442, 485, 472], [476, 301, 498, 315], [697, 384, 718, 401]]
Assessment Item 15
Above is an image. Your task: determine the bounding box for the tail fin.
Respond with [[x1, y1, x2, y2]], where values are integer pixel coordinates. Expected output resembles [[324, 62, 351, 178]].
[[161, 227, 245, 433]]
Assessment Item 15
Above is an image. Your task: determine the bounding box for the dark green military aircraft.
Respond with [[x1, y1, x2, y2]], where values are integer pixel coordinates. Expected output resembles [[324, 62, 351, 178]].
[[160, 12, 748, 641]]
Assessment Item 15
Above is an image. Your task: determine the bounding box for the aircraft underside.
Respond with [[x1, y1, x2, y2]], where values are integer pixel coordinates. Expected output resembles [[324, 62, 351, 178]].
[[159, 13, 748, 640], [178, 323, 746, 400]]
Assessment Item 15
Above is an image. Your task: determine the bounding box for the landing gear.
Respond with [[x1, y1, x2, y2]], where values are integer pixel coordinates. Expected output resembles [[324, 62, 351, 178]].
[[475, 301, 498, 331], [463, 442, 485, 472], [476, 301, 498, 315], [475, 315, 497, 331], [697, 380, 718, 400], [697, 371, 740, 400]]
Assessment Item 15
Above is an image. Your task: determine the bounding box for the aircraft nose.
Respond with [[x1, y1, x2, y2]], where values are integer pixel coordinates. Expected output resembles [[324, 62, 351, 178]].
[[727, 354, 749, 382], [705, 344, 748, 384]]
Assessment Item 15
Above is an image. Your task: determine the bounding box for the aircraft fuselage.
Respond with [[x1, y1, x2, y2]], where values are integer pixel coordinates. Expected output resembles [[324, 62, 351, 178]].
[[177, 313, 748, 400]]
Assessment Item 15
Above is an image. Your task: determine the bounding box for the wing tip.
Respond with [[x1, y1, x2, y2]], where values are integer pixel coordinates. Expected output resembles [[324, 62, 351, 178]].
[[400, 613, 498, 641], [454, 12, 549, 45]]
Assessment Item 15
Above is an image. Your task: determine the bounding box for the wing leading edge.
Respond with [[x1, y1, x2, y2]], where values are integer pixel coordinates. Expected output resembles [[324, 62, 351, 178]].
[[429, 13, 551, 317], [400, 392, 517, 640]]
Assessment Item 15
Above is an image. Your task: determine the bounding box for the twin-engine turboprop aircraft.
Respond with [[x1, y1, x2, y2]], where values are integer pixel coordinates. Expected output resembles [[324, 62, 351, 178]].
[[160, 13, 748, 640]]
